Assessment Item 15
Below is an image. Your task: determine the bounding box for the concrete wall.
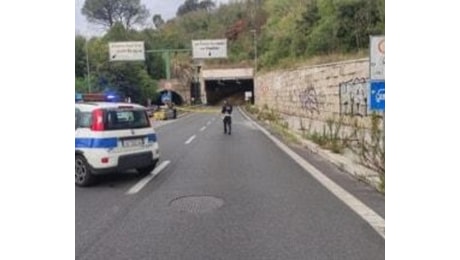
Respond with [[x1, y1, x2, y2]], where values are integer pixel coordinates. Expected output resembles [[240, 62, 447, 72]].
[[255, 58, 383, 137]]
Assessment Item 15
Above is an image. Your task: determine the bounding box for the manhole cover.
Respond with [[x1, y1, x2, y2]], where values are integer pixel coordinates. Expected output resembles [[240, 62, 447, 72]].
[[170, 195, 224, 214]]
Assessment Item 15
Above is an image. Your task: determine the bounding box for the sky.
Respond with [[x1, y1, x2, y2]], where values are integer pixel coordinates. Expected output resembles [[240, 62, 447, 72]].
[[75, 0, 231, 37]]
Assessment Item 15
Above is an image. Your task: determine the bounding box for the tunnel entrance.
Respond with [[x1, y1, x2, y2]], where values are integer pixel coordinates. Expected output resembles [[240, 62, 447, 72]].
[[154, 90, 184, 106], [204, 79, 254, 106]]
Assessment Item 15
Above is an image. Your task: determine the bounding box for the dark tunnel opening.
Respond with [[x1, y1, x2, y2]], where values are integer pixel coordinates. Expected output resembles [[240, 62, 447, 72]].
[[204, 79, 254, 106], [154, 90, 184, 106]]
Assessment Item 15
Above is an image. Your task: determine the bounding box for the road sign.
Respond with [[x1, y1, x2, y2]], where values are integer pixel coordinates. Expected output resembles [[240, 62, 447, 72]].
[[370, 36, 385, 80], [192, 39, 227, 59], [109, 41, 145, 61], [370, 81, 385, 111]]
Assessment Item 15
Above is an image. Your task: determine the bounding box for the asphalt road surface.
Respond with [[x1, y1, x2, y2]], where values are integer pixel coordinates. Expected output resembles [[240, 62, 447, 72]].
[[76, 108, 384, 260]]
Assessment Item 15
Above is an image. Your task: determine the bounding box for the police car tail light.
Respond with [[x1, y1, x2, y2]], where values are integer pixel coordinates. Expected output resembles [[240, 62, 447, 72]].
[[101, 157, 109, 163], [91, 109, 105, 131]]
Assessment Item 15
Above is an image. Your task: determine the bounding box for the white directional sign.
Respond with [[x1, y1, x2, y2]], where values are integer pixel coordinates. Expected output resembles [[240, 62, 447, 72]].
[[192, 39, 227, 59], [109, 41, 145, 61], [370, 36, 385, 80]]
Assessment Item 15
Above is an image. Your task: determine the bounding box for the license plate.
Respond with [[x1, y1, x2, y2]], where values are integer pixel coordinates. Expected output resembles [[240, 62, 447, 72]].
[[122, 138, 144, 147]]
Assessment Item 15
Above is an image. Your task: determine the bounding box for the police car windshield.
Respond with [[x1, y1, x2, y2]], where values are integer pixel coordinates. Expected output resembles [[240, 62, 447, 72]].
[[105, 109, 150, 130]]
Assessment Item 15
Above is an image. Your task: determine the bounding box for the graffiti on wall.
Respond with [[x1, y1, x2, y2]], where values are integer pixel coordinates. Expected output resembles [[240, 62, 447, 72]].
[[299, 86, 320, 114], [339, 77, 369, 116]]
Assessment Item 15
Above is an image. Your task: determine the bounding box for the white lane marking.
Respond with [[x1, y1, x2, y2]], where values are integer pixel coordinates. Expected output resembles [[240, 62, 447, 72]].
[[200, 126, 207, 131], [206, 121, 211, 125], [238, 107, 385, 239], [185, 135, 196, 144], [126, 161, 170, 195]]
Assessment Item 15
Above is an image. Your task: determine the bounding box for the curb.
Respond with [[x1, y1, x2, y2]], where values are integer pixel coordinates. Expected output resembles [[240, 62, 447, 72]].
[[297, 137, 381, 189], [239, 107, 385, 238], [241, 107, 382, 191]]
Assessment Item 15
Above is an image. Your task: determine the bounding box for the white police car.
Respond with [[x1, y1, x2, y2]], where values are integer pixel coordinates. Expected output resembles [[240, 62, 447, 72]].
[[75, 102, 160, 186]]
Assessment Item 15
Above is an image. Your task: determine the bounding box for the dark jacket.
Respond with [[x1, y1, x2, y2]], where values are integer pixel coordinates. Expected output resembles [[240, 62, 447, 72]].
[[221, 104, 233, 117]]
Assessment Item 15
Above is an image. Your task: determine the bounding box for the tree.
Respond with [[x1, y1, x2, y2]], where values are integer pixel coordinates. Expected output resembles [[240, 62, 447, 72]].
[[82, 0, 149, 29], [297, 0, 320, 36], [176, 0, 215, 16], [152, 14, 164, 29], [75, 36, 87, 78], [75, 77, 88, 93], [199, 0, 216, 12], [335, 0, 382, 51], [118, 0, 149, 29], [138, 69, 158, 104]]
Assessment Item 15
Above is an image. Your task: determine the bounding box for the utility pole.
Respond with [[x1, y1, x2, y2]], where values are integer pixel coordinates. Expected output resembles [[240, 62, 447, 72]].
[[145, 49, 191, 79], [251, 29, 257, 73]]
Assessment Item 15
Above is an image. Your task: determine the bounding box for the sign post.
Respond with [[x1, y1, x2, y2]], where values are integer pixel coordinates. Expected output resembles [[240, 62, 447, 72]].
[[145, 49, 191, 79], [369, 35, 385, 150], [369, 35, 385, 111]]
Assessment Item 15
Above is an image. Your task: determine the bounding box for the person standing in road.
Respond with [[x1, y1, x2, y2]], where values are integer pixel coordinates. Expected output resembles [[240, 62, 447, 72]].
[[221, 100, 233, 135]]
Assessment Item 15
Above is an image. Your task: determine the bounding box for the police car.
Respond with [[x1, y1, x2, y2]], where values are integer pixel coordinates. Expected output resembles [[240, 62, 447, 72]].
[[75, 102, 160, 186]]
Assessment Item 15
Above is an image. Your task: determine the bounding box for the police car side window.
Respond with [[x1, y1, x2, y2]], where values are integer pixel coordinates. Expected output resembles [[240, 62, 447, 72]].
[[77, 112, 92, 128]]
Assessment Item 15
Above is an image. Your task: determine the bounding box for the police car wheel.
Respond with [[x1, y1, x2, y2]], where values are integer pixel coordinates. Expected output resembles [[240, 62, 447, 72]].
[[137, 162, 157, 176], [75, 155, 94, 187]]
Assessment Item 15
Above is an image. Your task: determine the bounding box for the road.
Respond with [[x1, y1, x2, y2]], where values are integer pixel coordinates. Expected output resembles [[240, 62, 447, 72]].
[[76, 108, 385, 260]]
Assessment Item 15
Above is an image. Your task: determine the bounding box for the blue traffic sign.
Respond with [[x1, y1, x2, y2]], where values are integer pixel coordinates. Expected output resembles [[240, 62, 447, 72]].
[[370, 81, 385, 111]]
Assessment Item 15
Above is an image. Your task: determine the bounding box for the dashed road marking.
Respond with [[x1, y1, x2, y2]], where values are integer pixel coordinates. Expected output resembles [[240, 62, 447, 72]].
[[185, 135, 196, 144]]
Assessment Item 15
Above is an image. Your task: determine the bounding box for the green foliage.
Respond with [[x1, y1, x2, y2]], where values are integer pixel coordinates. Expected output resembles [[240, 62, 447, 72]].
[[326, 117, 345, 153], [259, 0, 384, 68], [273, 123, 300, 144], [75, 36, 87, 78], [304, 117, 345, 154], [137, 69, 158, 104], [75, 77, 89, 93], [256, 106, 280, 122], [305, 16, 337, 55], [78, 0, 385, 73], [82, 0, 149, 29], [77, 25, 162, 102], [335, 0, 381, 51], [346, 113, 385, 192], [152, 14, 165, 29], [76, 0, 384, 105], [245, 104, 260, 114], [308, 130, 328, 146], [245, 104, 299, 145], [176, 0, 216, 17]]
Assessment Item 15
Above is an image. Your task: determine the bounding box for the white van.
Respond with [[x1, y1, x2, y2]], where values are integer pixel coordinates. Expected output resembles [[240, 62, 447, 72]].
[[75, 102, 160, 186]]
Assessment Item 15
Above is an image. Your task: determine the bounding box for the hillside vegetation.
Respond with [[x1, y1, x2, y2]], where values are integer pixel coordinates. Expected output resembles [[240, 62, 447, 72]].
[[76, 0, 384, 103]]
